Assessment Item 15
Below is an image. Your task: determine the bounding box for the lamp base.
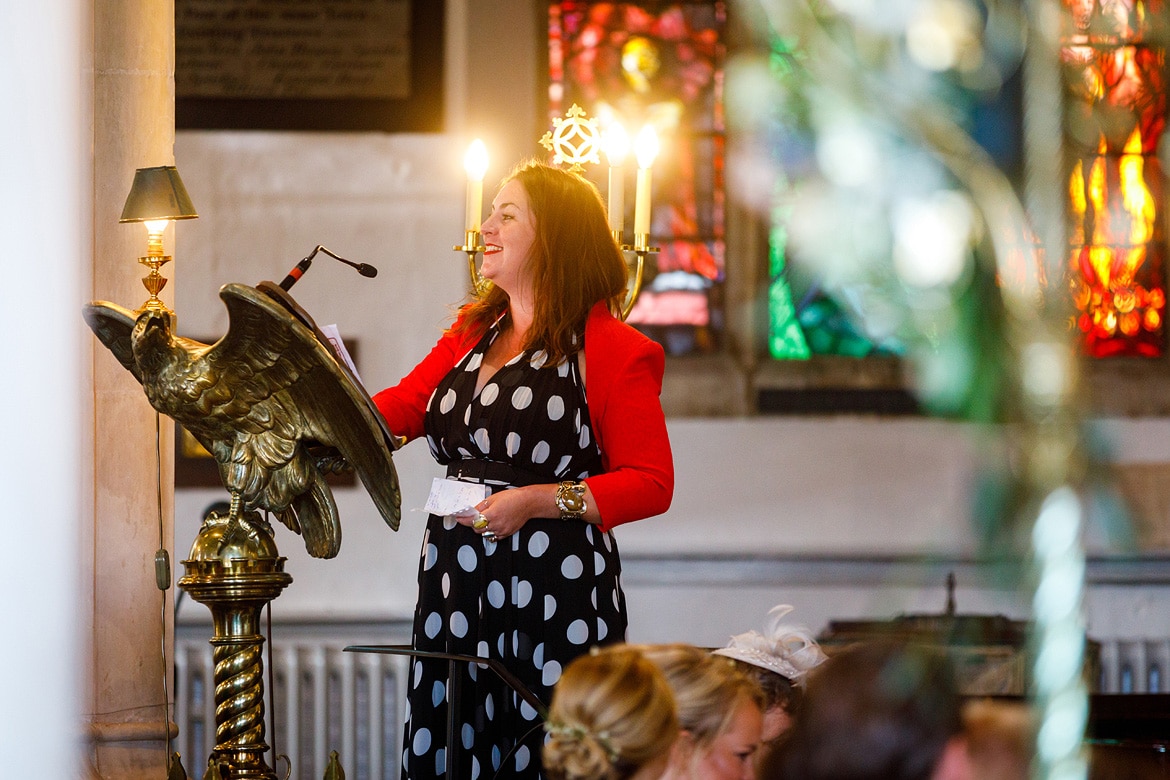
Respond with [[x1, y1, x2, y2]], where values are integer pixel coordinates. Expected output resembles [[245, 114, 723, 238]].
[[137, 253, 174, 315]]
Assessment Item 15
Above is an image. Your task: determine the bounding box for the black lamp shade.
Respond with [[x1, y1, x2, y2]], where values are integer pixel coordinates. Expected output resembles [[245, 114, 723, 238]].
[[119, 166, 199, 223]]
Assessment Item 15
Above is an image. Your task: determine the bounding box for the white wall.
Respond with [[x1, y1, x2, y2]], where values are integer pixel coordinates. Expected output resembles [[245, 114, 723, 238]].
[[1, 1, 85, 775]]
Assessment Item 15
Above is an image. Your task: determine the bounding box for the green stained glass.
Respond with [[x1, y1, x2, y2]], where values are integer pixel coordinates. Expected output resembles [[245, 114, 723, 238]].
[[768, 205, 809, 360]]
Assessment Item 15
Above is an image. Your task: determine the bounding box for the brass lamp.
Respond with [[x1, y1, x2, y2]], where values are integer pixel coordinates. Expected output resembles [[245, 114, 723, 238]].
[[119, 165, 198, 315]]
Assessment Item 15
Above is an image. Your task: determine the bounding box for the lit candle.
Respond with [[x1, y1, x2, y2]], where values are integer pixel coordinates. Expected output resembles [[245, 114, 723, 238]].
[[464, 139, 488, 232], [633, 125, 659, 244], [605, 123, 629, 233]]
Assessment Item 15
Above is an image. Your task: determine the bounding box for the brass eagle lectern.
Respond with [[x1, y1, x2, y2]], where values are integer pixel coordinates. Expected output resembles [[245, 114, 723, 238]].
[[85, 281, 402, 779]]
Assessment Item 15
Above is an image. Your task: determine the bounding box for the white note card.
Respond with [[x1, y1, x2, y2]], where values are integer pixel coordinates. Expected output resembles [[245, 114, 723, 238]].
[[424, 478, 487, 516], [321, 323, 363, 386]]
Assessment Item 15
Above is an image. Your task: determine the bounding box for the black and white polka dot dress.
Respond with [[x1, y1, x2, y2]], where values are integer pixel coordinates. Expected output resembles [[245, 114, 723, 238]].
[[400, 322, 628, 780]]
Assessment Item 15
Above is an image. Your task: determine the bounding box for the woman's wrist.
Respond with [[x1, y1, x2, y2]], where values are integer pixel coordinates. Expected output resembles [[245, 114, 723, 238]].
[[517, 481, 600, 524]]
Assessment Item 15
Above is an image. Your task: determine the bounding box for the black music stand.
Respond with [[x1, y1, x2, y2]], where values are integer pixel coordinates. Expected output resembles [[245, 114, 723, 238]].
[[344, 644, 549, 778]]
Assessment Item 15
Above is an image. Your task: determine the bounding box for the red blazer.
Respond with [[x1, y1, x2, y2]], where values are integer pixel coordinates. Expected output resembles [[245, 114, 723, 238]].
[[373, 302, 673, 531]]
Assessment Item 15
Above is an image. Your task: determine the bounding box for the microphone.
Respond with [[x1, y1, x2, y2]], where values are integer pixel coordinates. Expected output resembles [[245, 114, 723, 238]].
[[279, 245, 379, 290], [279, 257, 313, 290]]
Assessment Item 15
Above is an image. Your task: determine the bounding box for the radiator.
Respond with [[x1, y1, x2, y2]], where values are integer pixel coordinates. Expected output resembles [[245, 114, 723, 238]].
[[1097, 638, 1170, 694], [175, 639, 411, 780]]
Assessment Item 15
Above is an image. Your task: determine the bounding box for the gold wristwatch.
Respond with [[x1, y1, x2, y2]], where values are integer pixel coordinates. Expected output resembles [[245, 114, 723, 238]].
[[555, 480, 588, 521]]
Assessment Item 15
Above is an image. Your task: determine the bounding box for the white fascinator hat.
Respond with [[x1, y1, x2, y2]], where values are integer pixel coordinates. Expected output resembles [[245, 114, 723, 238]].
[[712, 604, 828, 684]]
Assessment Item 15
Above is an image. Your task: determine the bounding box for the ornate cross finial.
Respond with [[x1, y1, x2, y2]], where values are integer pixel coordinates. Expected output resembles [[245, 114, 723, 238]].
[[540, 104, 602, 173]]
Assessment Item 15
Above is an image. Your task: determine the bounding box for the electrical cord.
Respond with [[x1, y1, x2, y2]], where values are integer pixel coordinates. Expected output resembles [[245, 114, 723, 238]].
[[154, 411, 184, 777]]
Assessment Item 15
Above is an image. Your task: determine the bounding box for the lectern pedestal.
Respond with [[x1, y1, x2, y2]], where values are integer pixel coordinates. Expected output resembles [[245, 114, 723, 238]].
[[179, 509, 291, 779]]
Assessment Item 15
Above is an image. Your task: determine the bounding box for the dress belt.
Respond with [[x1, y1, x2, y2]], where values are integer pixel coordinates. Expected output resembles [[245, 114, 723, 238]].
[[445, 459, 548, 487]]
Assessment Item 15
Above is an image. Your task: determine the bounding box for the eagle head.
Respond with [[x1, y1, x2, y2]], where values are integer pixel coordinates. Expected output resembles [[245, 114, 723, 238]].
[[131, 309, 176, 376]]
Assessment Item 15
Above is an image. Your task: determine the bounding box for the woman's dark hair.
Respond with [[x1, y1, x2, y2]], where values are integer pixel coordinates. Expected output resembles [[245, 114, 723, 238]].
[[455, 160, 628, 364], [761, 641, 963, 780], [731, 659, 802, 715]]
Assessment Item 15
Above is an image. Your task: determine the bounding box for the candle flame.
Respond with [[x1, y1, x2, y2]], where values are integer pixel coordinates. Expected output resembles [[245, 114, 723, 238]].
[[634, 125, 659, 170], [464, 139, 488, 181], [605, 123, 630, 167]]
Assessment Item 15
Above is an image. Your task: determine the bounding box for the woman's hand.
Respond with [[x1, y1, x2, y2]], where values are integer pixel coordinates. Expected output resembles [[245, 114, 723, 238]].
[[454, 481, 600, 541], [454, 484, 555, 542]]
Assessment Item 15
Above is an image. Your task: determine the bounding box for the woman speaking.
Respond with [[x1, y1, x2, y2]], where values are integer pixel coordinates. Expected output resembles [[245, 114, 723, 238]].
[[374, 160, 674, 779]]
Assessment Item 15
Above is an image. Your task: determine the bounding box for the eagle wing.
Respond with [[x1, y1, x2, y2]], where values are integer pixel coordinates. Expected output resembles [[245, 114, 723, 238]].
[[210, 283, 402, 553], [83, 302, 140, 378], [84, 302, 208, 382]]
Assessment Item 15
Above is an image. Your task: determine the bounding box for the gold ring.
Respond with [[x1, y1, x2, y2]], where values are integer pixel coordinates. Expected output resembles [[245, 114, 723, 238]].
[[473, 513, 489, 530], [483, 531, 497, 542]]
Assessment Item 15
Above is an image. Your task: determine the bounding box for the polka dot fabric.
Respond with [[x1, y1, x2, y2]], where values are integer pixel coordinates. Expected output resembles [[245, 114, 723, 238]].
[[401, 324, 627, 780]]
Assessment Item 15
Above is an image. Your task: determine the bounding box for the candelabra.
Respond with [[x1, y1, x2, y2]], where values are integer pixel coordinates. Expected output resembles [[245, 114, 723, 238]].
[[457, 106, 660, 319]]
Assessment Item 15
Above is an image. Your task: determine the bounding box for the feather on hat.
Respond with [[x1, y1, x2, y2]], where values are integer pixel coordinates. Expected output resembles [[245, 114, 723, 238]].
[[712, 605, 827, 684]]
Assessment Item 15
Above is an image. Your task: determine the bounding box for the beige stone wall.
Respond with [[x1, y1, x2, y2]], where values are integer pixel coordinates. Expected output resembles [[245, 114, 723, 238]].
[[88, 0, 180, 777]]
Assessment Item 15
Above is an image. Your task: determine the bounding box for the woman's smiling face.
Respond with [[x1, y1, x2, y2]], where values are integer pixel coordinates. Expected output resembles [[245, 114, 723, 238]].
[[480, 178, 538, 297]]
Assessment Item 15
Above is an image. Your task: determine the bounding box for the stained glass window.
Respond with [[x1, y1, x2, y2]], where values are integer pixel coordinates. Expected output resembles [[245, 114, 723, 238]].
[[549, 1, 726, 356], [1062, 0, 1167, 358]]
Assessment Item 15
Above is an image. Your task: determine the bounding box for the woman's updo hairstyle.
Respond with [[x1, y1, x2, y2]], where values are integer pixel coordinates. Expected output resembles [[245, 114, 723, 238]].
[[543, 646, 678, 780]]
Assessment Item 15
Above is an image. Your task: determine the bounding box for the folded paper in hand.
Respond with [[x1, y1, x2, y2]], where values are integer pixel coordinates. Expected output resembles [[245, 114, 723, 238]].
[[424, 477, 487, 516]]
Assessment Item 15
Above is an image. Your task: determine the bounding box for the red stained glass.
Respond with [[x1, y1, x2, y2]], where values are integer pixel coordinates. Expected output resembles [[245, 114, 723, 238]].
[[1062, 0, 1168, 357], [549, 1, 726, 356]]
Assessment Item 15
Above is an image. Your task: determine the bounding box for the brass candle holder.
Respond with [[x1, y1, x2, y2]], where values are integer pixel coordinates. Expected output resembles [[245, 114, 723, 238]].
[[620, 239, 656, 321], [454, 230, 491, 297], [455, 230, 652, 320]]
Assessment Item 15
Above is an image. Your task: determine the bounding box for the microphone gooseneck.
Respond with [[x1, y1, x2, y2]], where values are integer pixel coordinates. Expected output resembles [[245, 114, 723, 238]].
[[278, 245, 379, 290]]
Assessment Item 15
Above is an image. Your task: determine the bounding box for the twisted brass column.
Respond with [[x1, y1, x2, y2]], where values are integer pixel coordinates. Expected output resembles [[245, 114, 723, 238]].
[[179, 504, 291, 779]]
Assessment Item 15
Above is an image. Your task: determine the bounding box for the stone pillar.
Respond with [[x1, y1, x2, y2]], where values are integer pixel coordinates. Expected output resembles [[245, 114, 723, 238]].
[[89, 0, 180, 777]]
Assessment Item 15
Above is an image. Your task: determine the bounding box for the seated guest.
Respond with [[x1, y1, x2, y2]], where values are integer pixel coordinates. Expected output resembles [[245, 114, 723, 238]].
[[639, 643, 765, 780], [543, 645, 679, 780], [712, 604, 828, 743], [760, 640, 973, 780]]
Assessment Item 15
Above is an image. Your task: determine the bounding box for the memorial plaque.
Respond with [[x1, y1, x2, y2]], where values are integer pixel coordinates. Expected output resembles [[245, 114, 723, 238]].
[[176, 0, 443, 132]]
